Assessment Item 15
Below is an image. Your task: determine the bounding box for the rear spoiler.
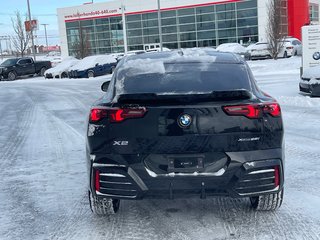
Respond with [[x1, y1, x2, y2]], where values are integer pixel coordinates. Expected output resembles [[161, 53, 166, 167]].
[[116, 90, 253, 104]]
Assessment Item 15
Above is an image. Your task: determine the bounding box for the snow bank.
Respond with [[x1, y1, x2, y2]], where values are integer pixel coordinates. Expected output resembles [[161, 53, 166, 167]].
[[302, 65, 320, 79], [247, 56, 301, 74], [216, 43, 246, 54], [69, 55, 117, 71]]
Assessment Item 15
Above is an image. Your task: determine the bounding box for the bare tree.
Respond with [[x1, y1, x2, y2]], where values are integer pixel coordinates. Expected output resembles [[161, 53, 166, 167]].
[[71, 22, 91, 59], [266, 0, 287, 59], [11, 11, 30, 57]]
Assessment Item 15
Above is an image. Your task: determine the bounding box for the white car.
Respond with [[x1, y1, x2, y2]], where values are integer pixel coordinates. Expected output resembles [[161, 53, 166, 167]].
[[216, 43, 247, 58], [247, 42, 294, 60], [146, 47, 171, 52], [283, 37, 302, 56], [44, 57, 79, 79]]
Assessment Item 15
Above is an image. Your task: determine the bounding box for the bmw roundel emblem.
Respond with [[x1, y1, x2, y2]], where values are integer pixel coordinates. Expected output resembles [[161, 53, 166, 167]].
[[313, 52, 320, 61], [178, 114, 192, 128]]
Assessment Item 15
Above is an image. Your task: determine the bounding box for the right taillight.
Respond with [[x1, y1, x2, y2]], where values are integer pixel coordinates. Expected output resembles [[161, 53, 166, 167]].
[[89, 107, 147, 123], [262, 103, 281, 117], [223, 103, 281, 119]]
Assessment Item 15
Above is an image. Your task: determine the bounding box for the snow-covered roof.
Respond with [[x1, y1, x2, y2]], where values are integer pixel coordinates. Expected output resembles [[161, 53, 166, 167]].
[[216, 43, 246, 54], [69, 55, 117, 71], [45, 57, 79, 75]]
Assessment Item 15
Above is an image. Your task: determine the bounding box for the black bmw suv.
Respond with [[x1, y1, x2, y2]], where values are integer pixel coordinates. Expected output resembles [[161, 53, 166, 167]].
[[86, 49, 284, 215]]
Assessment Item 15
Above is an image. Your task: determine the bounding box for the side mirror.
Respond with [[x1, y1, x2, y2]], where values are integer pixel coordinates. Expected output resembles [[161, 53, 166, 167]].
[[101, 81, 110, 92], [95, 63, 99, 67]]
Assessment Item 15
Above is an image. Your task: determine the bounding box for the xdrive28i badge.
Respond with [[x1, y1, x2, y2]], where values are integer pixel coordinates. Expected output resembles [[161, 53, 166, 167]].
[[178, 114, 192, 128]]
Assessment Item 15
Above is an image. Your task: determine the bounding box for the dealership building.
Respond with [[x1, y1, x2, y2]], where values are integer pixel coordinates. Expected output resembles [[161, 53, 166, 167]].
[[57, 0, 318, 57]]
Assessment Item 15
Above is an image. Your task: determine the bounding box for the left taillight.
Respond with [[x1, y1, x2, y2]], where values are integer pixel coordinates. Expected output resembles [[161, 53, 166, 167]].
[[89, 107, 147, 123], [223, 102, 281, 119]]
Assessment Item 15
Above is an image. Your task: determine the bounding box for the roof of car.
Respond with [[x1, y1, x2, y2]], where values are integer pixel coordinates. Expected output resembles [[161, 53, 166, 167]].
[[122, 48, 243, 65]]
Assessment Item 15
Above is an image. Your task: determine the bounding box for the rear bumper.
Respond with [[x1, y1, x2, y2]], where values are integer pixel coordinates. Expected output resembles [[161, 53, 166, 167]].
[[299, 80, 320, 96], [88, 148, 284, 200]]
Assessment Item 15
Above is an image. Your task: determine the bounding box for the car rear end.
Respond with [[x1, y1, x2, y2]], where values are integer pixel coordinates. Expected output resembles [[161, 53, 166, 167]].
[[300, 67, 320, 97], [250, 43, 271, 60], [86, 50, 284, 214]]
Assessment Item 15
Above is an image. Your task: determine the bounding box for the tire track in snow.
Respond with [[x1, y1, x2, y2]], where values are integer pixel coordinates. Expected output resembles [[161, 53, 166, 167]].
[[0, 102, 35, 168]]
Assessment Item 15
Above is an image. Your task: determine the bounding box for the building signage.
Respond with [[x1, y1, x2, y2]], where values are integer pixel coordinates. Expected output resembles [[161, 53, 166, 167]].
[[302, 25, 320, 71], [64, 9, 119, 21]]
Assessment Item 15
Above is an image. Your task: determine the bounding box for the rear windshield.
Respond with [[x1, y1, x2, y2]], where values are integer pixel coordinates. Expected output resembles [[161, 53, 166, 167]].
[[116, 62, 251, 94], [1, 59, 18, 66]]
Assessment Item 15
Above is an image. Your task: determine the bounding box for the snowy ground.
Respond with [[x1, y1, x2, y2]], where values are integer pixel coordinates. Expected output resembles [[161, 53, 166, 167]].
[[0, 56, 320, 240]]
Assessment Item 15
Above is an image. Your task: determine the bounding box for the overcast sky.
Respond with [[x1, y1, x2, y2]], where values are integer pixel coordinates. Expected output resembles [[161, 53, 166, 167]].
[[0, 0, 109, 48]]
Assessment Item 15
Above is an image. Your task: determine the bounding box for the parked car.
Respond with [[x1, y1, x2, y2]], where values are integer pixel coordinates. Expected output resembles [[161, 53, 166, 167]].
[[300, 66, 320, 97], [146, 47, 171, 52], [44, 57, 79, 79], [115, 50, 147, 62], [216, 43, 247, 58], [247, 42, 294, 60], [283, 37, 302, 56], [68, 55, 117, 78], [86, 49, 284, 215], [0, 57, 52, 81]]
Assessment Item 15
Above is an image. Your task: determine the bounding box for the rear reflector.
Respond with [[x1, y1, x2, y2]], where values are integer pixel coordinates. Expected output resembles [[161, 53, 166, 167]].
[[274, 166, 280, 187], [90, 107, 147, 123], [95, 170, 100, 192], [223, 102, 281, 119]]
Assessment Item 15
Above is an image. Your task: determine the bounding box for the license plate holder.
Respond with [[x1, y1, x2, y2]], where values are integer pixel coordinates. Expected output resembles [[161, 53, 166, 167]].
[[168, 155, 204, 173]]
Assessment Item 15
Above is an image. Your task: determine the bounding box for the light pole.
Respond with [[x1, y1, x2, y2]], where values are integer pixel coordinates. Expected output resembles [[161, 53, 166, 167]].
[[157, 0, 163, 51], [27, 0, 36, 60], [121, 3, 128, 54], [41, 24, 49, 53]]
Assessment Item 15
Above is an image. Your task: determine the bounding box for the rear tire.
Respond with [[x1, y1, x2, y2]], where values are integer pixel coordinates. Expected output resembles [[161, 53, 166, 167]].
[[250, 189, 283, 211], [87, 71, 95, 78], [283, 51, 288, 58], [89, 191, 120, 215], [8, 71, 17, 81], [40, 67, 46, 76], [61, 72, 68, 78]]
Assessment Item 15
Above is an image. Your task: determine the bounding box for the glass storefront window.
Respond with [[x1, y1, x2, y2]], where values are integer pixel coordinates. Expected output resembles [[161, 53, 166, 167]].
[[196, 14, 215, 22], [197, 22, 215, 31], [161, 10, 176, 18], [162, 17, 177, 26], [180, 32, 196, 41], [162, 34, 178, 42], [142, 12, 158, 20], [196, 6, 214, 14], [179, 16, 195, 24], [236, 0, 257, 10], [144, 35, 159, 44], [128, 29, 143, 37], [197, 30, 215, 40], [95, 25, 109, 33], [95, 18, 109, 25], [128, 36, 143, 45], [142, 19, 158, 28], [126, 14, 141, 22], [179, 24, 196, 33], [143, 27, 159, 35], [65, 0, 258, 56], [178, 8, 195, 16], [162, 26, 178, 34]]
